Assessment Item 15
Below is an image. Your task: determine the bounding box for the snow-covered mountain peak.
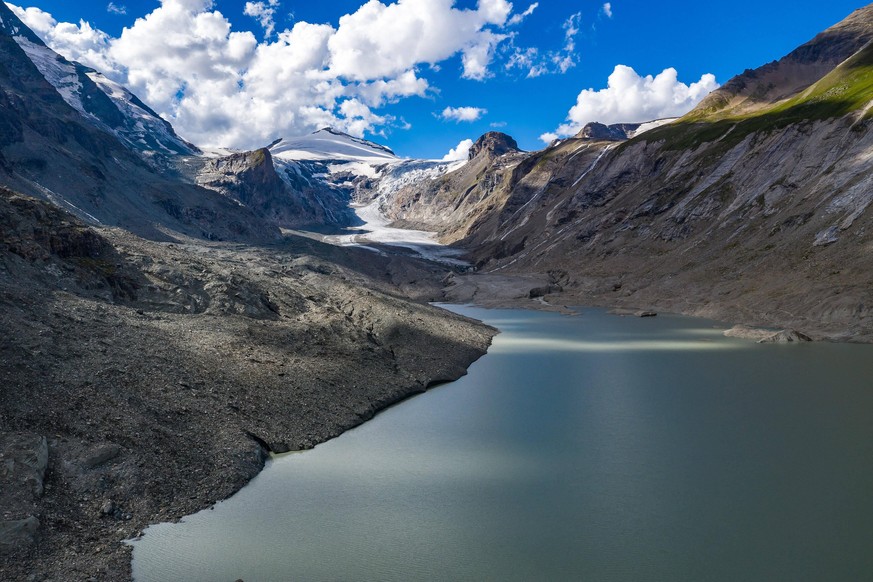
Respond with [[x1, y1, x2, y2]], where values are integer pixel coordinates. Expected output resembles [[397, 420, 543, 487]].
[[0, 1, 197, 158], [269, 128, 398, 164]]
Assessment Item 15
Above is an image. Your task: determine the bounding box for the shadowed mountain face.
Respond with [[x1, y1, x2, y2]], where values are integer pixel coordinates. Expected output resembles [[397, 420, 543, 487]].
[[0, 3, 277, 242], [0, 4, 196, 158], [194, 147, 359, 229]]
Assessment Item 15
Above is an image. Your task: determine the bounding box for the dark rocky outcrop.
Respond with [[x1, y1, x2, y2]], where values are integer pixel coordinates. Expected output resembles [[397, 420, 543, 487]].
[[468, 132, 520, 160], [196, 148, 355, 229], [575, 122, 641, 141]]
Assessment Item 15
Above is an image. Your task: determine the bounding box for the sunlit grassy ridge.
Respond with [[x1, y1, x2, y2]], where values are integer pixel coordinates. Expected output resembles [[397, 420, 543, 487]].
[[639, 41, 873, 152]]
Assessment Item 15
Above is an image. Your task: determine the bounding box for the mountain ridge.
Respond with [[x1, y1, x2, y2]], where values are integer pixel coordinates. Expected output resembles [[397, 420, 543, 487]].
[[270, 127, 398, 163], [690, 4, 873, 119], [370, 5, 873, 340]]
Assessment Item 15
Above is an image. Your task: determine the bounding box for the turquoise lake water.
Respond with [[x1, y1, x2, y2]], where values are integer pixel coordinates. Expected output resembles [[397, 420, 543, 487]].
[[132, 306, 873, 581]]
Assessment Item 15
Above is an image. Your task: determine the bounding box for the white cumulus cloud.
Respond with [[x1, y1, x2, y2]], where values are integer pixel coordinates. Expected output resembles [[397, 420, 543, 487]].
[[7, 0, 535, 149], [327, 0, 511, 82], [541, 65, 719, 142], [442, 138, 474, 161], [602, 3, 612, 18], [439, 106, 487, 123], [107, 3, 126, 15]]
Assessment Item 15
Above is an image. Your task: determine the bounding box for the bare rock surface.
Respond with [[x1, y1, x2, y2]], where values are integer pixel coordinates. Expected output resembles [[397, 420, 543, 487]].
[[467, 132, 520, 160], [0, 433, 47, 555], [0, 517, 40, 554], [724, 325, 814, 343]]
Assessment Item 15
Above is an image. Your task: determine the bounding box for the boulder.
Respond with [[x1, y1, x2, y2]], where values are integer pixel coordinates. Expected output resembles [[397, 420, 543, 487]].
[[0, 516, 40, 554], [81, 443, 121, 469], [0, 434, 48, 498]]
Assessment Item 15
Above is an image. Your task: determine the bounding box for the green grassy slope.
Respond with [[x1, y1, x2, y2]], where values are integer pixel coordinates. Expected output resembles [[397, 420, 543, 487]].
[[640, 41, 873, 152]]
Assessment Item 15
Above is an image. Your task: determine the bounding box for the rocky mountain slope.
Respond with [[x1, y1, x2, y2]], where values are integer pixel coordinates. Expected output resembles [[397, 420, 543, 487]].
[[692, 4, 873, 118], [381, 7, 873, 340], [0, 186, 493, 580], [376, 132, 527, 241]]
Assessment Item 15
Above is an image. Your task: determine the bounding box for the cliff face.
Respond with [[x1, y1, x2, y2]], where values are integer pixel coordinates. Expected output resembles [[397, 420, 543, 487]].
[[195, 148, 356, 229], [371, 132, 526, 242]]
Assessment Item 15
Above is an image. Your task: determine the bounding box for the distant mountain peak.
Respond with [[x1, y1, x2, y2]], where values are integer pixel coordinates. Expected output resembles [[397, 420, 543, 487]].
[[269, 127, 397, 162], [468, 132, 520, 160]]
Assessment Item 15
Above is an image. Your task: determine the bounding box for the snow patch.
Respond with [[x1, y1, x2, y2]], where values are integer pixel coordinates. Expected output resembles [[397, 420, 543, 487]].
[[328, 161, 379, 178], [626, 117, 678, 138], [271, 128, 398, 164], [14, 36, 86, 115], [376, 159, 466, 198], [324, 199, 468, 266]]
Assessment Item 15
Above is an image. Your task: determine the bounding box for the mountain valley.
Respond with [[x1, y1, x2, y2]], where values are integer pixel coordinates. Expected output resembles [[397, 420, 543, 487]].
[[1, 2, 873, 580]]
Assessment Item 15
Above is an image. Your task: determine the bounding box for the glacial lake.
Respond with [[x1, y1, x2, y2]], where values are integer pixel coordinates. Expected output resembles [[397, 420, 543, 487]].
[[132, 306, 873, 581]]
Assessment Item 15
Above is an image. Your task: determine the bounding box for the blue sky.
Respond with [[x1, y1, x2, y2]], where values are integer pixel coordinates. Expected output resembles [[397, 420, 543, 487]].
[[9, 0, 867, 158]]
